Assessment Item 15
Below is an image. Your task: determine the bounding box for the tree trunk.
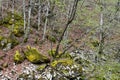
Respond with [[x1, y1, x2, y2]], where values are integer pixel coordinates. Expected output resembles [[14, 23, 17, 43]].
[[42, 0, 50, 40], [55, 0, 79, 56], [0, 0, 3, 19], [24, 0, 32, 42], [96, 0, 105, 62], [23, 0, 26, 33], [38, 0, 41, 31]]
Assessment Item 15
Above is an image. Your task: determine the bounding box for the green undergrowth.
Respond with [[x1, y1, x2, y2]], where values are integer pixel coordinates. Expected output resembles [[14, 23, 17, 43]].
[[88, 61, 120, 80]]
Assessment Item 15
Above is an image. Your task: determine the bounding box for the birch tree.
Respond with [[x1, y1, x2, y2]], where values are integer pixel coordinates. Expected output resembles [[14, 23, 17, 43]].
[[24, 0, 33, 42], [96, 0, 105, 62], [23, 0, 26, 33], [10, 0, 15, 36], [38, 0, 41, 30], [42, 0, 50, 40]]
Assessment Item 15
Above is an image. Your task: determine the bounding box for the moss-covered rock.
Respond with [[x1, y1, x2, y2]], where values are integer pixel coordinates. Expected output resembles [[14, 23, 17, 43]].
[[50, 58, 83, 79], [7, 37, 19, 48], [36, 64, 47, 71], [14, 50, 24, 64], [0, 12, 24, 37], [0, 36, 6, 48], [13, 25, 24, 37], [0, 37, 19, 51], [24, 46, 50, 64], [50, 58, 74, 67], [0, 35, 19, 50]]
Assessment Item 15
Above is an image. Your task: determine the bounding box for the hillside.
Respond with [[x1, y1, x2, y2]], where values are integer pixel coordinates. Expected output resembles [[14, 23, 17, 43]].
[[0, 0, 120, 80]]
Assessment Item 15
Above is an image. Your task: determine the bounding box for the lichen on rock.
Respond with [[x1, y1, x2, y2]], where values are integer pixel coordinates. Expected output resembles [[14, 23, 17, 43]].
[[24, 46, 50, 64]]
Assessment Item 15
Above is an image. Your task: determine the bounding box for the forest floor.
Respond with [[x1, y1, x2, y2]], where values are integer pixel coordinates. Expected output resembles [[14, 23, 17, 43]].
[[0, 25, 84, 79]]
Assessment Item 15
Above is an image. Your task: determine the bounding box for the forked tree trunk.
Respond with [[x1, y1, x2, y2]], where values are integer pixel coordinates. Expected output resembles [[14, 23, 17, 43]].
[[55, 0, 79, 56]]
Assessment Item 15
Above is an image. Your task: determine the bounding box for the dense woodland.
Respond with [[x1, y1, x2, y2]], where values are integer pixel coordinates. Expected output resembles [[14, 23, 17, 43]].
[[0, 0, 120, 80]]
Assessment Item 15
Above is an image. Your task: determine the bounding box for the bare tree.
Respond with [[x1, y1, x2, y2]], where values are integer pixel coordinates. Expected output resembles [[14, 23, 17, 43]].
[[63, 0, 72, 40], [55, 0, 79, 56]]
